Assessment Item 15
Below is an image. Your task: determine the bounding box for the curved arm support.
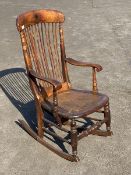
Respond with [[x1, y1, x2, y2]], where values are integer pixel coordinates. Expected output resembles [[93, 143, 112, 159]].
[[65, 57, 103, 72], [28, 69, 62, 126], [29, 69, 62, 91], [65, 57, 102, 93]]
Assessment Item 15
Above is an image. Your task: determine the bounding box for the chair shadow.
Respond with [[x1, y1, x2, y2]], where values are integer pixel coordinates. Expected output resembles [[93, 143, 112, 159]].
[[0, 68, 68, 153]]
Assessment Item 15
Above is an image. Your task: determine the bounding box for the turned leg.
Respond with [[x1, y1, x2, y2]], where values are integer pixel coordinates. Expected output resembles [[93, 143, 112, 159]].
[[36, 99, 43, 138], [71, 119, 78, 157], [104, 102, 111, 131]]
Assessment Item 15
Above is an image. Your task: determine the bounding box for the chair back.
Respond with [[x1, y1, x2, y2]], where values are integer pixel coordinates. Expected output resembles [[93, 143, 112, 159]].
[[16, 9, 69, 92]]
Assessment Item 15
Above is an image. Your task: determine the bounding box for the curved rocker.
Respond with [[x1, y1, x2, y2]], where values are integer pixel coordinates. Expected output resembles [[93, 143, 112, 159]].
[[18, 120, 79, 162]]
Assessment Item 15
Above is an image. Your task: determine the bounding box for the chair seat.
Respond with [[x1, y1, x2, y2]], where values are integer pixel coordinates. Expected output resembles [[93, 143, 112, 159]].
[[42, 89, 109, 118]]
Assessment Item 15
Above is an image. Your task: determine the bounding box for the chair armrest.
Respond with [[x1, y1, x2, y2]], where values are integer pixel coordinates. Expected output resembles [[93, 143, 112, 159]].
[[29, 70, 62, 126], [65, 57, 103, 72], [29, 69, 62, 91]]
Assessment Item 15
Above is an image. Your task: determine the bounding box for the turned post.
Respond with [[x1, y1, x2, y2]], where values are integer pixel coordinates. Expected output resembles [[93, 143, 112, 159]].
[[92, 67, 98, 94], [20, 30, 32, 71], [20, 30, 44, 138], [53, 88, 62, 127], [104, 102, 111, 131], [71, 119, 78, 157], [59, 23, 70, 83]]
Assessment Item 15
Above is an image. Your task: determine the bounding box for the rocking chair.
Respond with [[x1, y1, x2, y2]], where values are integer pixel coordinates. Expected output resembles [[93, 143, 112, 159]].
[[16, 9, 113, 162]]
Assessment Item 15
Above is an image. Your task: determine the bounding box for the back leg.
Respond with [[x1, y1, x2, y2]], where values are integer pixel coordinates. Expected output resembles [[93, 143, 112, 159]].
[[35, 99, 44, 138], [104, 102, 111, 131]]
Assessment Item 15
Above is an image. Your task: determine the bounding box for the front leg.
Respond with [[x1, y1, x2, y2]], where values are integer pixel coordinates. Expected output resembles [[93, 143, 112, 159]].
[[70, 119, 80, 161]]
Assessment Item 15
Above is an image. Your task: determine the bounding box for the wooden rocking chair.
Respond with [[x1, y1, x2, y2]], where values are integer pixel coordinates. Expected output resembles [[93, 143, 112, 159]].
[[16, 9, 113, 162]]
